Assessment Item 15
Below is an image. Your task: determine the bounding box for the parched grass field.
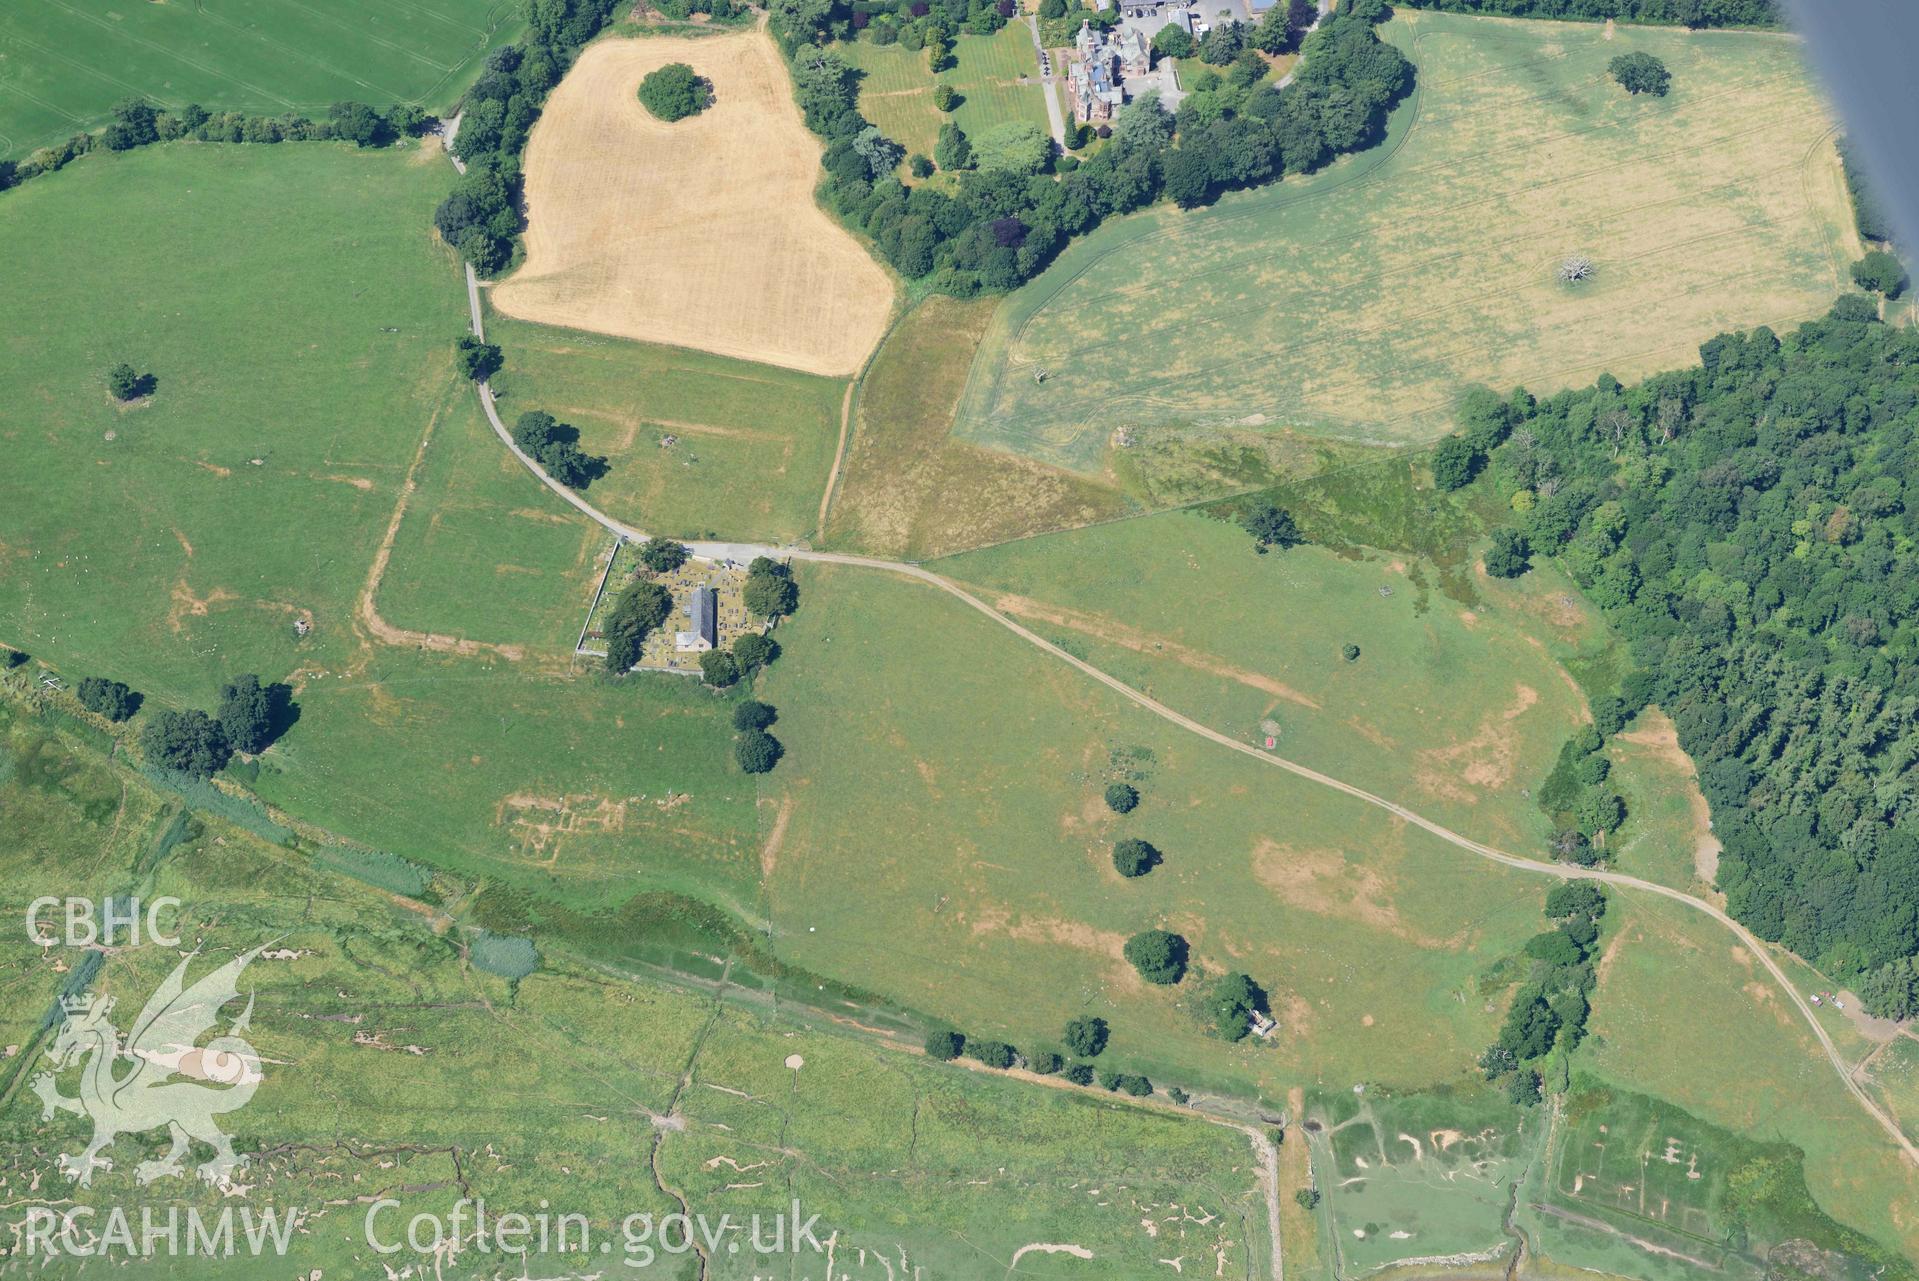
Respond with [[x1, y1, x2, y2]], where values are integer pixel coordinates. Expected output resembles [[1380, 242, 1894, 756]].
[[485, 311, 848, 545], [937, 509, 1612, 851], [755, 562, 1556, 1100], [0, 0, 520, 161], [843, 23, 1055, 170], [0, 718, 1269, 1279], [492, 31, 898, 377], [822, 295, 1135, 558], [954, 11, 1858, 473]]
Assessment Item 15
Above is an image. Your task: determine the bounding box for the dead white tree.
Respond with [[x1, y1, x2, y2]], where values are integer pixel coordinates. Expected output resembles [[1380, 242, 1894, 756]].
[[1558, 254, 1595, 285]]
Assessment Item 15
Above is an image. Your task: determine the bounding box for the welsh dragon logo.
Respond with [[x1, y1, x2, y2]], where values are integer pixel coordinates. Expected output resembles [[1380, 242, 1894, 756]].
[[33, 946, 265, 1188]]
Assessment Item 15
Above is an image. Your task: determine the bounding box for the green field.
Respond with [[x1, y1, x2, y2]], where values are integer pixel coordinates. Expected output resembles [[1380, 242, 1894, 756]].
[[0, 141, 467, 707], [374, 386, 605, 652], [485, 312, 847, 545], [0, 0, 519, 161], [755, 561, 1555, 1100], [0, 141, 768, 969], [843, 23, 1054, 172], [954, 12, 1857, 474], [938, 508, 1612, 851], [0, 707, 1269, 1279]]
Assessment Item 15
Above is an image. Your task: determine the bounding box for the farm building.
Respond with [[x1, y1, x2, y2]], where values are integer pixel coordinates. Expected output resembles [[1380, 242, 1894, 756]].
[[675, 585, 719, 652]]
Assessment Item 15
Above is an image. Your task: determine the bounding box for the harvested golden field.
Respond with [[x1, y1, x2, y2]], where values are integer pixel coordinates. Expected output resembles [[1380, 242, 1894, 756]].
[[493, 30, 896, 376]]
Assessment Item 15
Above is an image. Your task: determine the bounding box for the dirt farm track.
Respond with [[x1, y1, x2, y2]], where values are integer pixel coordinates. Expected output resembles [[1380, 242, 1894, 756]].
[[492, 29, 896, 376]]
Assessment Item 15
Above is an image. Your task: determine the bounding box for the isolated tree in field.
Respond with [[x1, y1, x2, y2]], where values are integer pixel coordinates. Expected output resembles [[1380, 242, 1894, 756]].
[[1063, 1015, 1108, 1057], [512, 410, 606, 489], [700, 650, 740, 687], [1608, 51, 1669, 96], [744, 558, 799, 619], [1240, 500, 1300, 551], [638, 537, 691, 574], [732, 632, 779, 677], [512, 411, 558, 454], [1111, 1073, 1152, 1097], [76, 677, 138, 722], [933, 84, 959, 112], [141, 709, 231, 779], [1342, 643, 1360, 662], [1062, 1062, 1095, 1085], [971, 1039, 1018, 1069], [106, 363, 152, 401], [1208, 971, 1268, 1040], [925, 1028, 965, 1060], [217, 674, 277, 754], [732, 700, 777, 731], [735, 727, 784, 774], [1124, 929, 1188, 984], [2, 649, 27, 669], [1113, 837, 1162, 878], [519, 410, 608, 489], [1430, 435, 1481, 491], [638, 63, 713, 121], [1104, 782, 1139, 813], [1851, 251, 1907, 298], [909, 153, 934, 178], [1483, 527, 1532, 579], [602, 579, 674, 672], [454, 335, 503, 381], [1295, 1188, 1320, 1210]]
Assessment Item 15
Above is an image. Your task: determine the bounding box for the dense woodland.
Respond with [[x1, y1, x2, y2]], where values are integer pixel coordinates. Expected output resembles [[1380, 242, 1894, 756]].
[[1466, 298, 1919, 1016], [1392, 0, 1777, 27], [771, 0, 1412, 294]]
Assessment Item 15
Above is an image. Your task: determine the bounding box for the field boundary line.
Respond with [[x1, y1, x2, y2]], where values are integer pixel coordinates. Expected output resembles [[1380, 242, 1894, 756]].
[[816, 380, 857, 541]]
